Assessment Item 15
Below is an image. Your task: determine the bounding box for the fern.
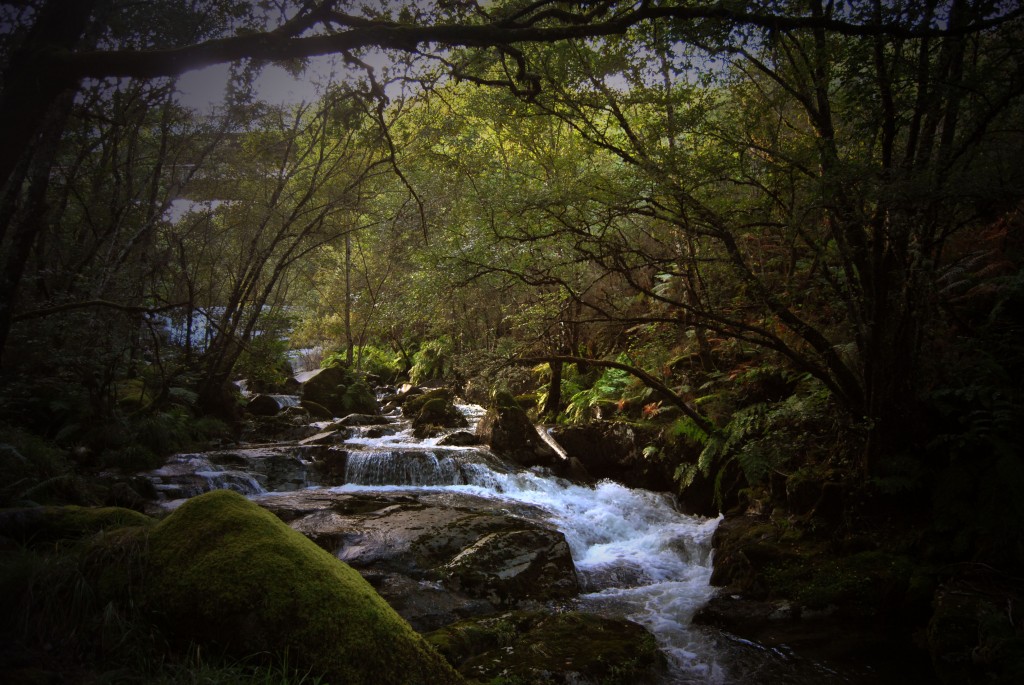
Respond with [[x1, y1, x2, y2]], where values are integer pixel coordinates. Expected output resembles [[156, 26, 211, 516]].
[[669, 416, 709, 444]]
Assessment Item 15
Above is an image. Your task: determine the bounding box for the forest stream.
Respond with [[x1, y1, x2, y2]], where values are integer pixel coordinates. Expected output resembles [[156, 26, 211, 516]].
[[142, 399, 919, 684]]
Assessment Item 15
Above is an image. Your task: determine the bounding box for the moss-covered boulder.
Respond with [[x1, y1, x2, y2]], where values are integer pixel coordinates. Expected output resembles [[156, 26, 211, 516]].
[[398, 389, 468, 438], [297, 365, 379, 417], [0, 504, 154, 545], [426, 611, 665, 685], [142, 490, 462, 685], [413, 398, 469, 438]]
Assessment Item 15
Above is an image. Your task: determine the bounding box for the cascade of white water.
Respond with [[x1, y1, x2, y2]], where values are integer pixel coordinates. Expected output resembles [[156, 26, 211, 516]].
[[150, 454, 267, 499], [332, 404, 727, 681]]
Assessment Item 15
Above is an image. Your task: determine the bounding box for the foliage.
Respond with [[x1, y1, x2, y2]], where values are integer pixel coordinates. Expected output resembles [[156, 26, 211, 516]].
[[671, 374, 847, 507], [564, 357, 642, 424], [0, 424, 73, 507], [354, 345, 404, 383], [234, 315, 295, 391], [765, 550, 923, 612], [409, 338, 452, 385]]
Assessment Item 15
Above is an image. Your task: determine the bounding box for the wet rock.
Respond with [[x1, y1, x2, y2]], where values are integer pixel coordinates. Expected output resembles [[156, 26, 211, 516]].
[[705, 514, 789, 596], [310, 448, 348, 485], [549, 421, 670, 491], [426, 611, 665, 685], [243, 410, 321, 444], [476, 393, 556, 468], [399, 389, 468, 438], [300, 399, 333, 419], [143, 490, 462, 685], [441, 528, 578, 607], [255, 489, 579, 630], [144, 446, 325, 499], [337, 413, 392, 427], [437, 431, 481, 447], [299, 429, 348, 446], [361, 425, 396, 439], [297, 365, 379, 417], [246, 393, 287, 416]]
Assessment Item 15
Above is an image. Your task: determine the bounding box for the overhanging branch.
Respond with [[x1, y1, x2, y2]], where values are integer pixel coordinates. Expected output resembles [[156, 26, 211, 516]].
[[49, 3, 1024, 83], [12, 299, 187, 323]]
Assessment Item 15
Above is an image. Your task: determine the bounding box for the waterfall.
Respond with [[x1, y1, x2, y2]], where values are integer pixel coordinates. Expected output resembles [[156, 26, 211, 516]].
[[149, 454, 267, 499], [344, 448, 465, 486], [332, 418, 726, 681]]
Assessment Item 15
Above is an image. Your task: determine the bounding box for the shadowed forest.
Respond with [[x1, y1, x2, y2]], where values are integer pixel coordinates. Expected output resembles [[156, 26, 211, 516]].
[[1, 1, 1023, 684]]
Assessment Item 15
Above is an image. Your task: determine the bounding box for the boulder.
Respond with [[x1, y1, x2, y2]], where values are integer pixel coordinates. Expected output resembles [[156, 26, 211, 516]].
[[144, 446, 322, 498], [256, 489, 579, 631], [311, 448, 348, 485], [426, 611, 665, 685], [142, 490, 462, 685], [476, 394, 557, 468], [402, 388, 455, 416], [549, 421, 672, 491], [337, 413, 392, 427], [437, 431, 481, 447], [246, 393, 286, 416], [297, 365, 378, 417], [300, 399, 333, 419], [400, 389, 468, 438], [242, 409, 321, 444], [413, 398, 469, 438]]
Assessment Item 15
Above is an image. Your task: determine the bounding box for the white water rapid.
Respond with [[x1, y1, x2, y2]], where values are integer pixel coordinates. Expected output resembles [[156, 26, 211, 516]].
[[331, 404, 738, 682], [148, 400, 876, 683]]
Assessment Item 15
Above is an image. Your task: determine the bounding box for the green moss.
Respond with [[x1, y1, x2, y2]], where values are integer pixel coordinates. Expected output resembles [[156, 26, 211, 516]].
[[0, 504, 155, 546], [404, 388, 455, 417], [766, 550, 921, 612], [427, 611, 664, 685], [143, 490, 463, 685]]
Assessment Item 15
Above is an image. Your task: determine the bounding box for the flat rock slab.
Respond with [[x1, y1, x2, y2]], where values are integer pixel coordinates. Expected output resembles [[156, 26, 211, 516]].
[[255, 489, 580, 630]]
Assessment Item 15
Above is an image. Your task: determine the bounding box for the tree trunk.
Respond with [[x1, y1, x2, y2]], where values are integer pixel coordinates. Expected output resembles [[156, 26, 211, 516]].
[[344, 232, 354, 365], [542, 360, 563, 418], [0, 1, 96, 365]]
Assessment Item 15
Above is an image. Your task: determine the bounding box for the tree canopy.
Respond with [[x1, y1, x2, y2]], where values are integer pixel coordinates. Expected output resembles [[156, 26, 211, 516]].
[[1, 0, 1023, 560]]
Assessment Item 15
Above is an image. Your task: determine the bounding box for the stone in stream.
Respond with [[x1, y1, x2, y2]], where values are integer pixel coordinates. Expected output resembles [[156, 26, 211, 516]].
[[298, 429, 348, 446], [246, 393, 287, 416], [295, 365, 378, 417], [336, 413, 392, 427], [437, 430, 480, 447], [401, 389, 469, 438], [426, 611, 666, 685], [143, 445, 339, 500], [475, 392, 558, 469], [256, 489, 580, 631]]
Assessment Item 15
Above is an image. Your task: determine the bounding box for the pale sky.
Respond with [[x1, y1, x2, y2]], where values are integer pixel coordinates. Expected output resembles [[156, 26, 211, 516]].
[[175, 56, 342, 111]]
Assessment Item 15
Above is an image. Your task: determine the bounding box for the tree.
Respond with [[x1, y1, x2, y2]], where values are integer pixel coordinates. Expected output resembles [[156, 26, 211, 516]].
[[2, 0, 1019, 364], [395, 1, 1024, 475]]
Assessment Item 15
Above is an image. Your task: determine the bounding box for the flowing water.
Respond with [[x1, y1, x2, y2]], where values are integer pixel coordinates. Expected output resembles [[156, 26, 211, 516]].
[[327, 405, 893, 683], [148, 401, 905, 683]]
